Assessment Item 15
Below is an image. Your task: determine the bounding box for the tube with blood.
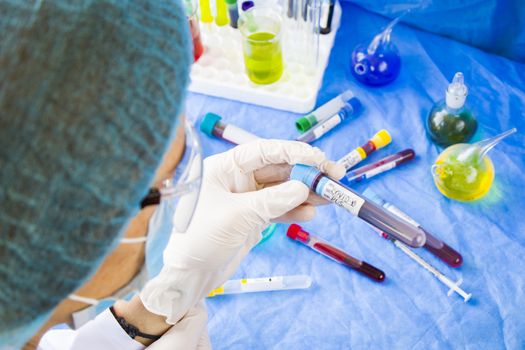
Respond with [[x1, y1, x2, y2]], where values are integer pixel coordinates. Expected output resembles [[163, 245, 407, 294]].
[[287, 224, 385, 282], [363, 188, 463, 267], [199, 112, 259, 144], [338, 129, 392, 170], [290, 165, 426, 247], [344, 149, 415, 184]]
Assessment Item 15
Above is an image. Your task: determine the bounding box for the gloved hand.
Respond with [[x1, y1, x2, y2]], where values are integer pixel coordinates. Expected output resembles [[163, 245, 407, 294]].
[[140, 139, 345, 325], [147, 302, 211, 350]]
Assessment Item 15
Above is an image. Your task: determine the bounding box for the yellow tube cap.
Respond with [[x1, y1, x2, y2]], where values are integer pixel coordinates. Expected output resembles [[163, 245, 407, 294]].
[[371, 129, 392, 149]]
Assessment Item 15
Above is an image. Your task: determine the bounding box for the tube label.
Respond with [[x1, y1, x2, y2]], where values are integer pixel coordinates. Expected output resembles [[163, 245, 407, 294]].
[[338, 149, 363, 170], [364, 162, 396, 179], [312, 114, 342, 139], [321, 181, 365, 216], [384, 204, 420, 227], [223, 125, 259, 144]]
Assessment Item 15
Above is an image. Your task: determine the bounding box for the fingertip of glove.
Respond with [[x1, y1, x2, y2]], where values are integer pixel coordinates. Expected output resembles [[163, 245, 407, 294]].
[[321, 160, 346, 180], [287, 180, 310, 200], [295, 204, 316, 222]]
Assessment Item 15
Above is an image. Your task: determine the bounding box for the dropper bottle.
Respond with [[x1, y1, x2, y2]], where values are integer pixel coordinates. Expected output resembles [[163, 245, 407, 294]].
[[426, 72, 478, 147]]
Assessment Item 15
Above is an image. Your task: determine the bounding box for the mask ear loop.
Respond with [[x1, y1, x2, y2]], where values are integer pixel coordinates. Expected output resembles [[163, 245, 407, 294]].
[[68, 294, 101, 306], [120, 236, 148, 244]]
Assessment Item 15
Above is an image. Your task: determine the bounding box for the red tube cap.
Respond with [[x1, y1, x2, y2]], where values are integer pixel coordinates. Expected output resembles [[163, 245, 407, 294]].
[[287, 224, 310, 243]]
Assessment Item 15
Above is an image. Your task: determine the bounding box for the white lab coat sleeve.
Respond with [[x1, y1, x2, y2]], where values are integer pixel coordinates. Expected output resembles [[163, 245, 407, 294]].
[[147, 301, 210, 350], [38, 309, 145, 350]]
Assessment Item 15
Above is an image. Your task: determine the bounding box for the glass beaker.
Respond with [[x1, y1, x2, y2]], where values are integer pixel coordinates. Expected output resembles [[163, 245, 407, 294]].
[[239, 6, 284, 84]]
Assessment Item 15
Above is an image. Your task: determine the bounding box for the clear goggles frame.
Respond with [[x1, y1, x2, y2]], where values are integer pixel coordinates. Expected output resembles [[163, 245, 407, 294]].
[[159, 119, 203, 233]]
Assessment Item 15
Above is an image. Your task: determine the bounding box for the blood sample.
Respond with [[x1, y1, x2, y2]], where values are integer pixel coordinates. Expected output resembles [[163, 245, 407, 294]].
[[290, 164, 427, 247], [338, 129, 392, 170], [199, 112, 259, 144], [344, 149, 415, 184], [189, 16, 204, 61], [287, 224, 385, 282], [363, 188, 463, 267]]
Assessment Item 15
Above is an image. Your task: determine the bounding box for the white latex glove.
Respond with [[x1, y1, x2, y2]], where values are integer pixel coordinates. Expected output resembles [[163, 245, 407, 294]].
[[140, 139, 345, 325]]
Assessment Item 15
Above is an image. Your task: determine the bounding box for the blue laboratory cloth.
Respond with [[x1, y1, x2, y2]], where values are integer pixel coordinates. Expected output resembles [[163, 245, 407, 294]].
[[185, 3, 525, 349], [342, 0, 525, 62]]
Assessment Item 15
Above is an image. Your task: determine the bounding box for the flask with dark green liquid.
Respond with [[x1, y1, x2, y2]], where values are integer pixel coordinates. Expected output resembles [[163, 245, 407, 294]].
[[426, 72, 477, 147]]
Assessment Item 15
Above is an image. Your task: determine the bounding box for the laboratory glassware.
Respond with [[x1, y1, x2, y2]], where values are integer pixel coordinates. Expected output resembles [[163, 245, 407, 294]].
[[432, 128, 517, 201]]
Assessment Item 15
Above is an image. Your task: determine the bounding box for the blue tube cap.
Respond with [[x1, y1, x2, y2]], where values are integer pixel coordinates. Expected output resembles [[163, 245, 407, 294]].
[[200, 113, 222, 137], [347, 97, 362, 114], [289, 164, 321, 189]]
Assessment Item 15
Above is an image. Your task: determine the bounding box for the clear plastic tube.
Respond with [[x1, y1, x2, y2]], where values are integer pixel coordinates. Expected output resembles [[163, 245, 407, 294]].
[[207, 275, 312, 296], [295, 90, 354, 133], [296, 96, 361, 143], [290, 164, 426, 247], [200, 113, 259, 144], [305, 0, 321, 73]]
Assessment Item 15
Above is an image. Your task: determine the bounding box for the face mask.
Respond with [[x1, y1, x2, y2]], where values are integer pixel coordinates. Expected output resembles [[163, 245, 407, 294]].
[[69, 199, 174, 329]]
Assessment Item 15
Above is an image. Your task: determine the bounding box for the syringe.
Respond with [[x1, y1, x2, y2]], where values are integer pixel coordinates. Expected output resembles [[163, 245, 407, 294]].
[[200, 112, 259, 144], [287, 224, 385, 282], [338, 129, 392, 170], [364, 188, 463, 267], [207, 275, 312, 297], [379, 231, 471, 302], [290, 164, 426, 247], [295, 90, 355, 133], [296, 95, 362, 143]]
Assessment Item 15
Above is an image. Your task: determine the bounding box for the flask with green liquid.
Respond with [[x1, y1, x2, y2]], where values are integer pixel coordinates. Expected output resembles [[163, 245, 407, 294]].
[[426, 72, 477, 147], [431, 128, 516, 201]]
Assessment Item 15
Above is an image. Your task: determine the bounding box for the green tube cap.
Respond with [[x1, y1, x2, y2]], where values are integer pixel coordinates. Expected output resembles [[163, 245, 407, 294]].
[[295, 115, 317, 133], [200, 113, 222, 137]]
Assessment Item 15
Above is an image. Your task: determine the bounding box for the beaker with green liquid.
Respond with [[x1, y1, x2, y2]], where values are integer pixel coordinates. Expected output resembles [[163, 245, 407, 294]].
[[239, 6, 284, 85]]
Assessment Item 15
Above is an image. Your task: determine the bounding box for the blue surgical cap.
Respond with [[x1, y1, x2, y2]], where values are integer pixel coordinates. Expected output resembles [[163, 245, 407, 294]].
[[0, 0, 191, 345]]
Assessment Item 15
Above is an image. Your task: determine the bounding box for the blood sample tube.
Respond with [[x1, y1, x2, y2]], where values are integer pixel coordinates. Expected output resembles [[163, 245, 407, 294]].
[[199, 112, 259, 144], [295, 90, 355, 133], [338, 129, 392, 170], [290, 164, 427, 247], [287, 224, 385, 282], [363, 189, 463, 267], [185, 0, 204, 61], [296, 96, 362, 143], [344, 149, 415, 184]]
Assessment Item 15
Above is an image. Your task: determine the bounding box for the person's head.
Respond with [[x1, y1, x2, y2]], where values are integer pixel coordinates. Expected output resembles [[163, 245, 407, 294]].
[[0, 0, 191, 346]]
